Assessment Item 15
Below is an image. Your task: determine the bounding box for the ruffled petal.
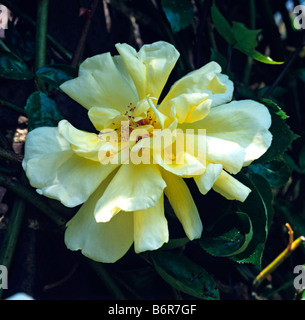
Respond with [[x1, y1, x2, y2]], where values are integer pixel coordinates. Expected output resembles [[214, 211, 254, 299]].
[[133, 194, 169, 253], [162, 61, 233, 108], [22, 127, 118, 207], [161, 169, 203, 240], [158, 93, 211, 124], [213, 170, 251, 202], [94, 163, 166, 222], [60, 53, 139, 112], [115, 41, 180, 101], [58, 120, 110, 161], [65, 175, 134, 263]]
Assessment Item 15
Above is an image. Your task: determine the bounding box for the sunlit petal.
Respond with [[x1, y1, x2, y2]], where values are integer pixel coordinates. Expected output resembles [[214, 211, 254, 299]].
[[134, 194, 168, 253]]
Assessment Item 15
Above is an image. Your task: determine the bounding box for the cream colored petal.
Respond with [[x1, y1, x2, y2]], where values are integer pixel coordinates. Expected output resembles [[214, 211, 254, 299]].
[[23, 126, 118, 207], [94, 163, 166, 222], [194, 163, 223, 195], [58, 120, 109, 161], [213, 170, 251, 202], [59, 72, 105, 110], [180, 100, 272, 167], [201, 100, 272, 165], [161, 169, 203, 240], [162, 62, 232, 107], [153, 149, 206, 177], [88, 107, 124, 131], [60, 53, 139, 112], [158, 93, 211, 124], [133, 194, 169, 253], [116, 41, 180, 101], [205, 136, 246, 174], [65, 175, 134, 263], [203, 73, 234, 107]]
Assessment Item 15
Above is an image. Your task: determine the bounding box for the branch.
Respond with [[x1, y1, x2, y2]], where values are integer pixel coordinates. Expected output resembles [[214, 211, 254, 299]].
[[253, 223, 305, 288]]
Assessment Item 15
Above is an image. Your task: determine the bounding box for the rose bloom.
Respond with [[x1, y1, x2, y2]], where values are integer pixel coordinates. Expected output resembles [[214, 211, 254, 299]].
[[22, 41, 272, 263]]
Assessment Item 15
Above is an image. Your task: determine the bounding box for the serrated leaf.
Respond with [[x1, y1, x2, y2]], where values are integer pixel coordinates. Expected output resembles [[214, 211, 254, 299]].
[[151, 251, 219, 300], [211, 4, 283, 65], [36, 64, 77, 90], [0, 50, 33, 80], [248, 157, 292, 188], [231, 173, 273, 267], [254, 99, 298, 164], [161, 0, 194, 33], [24, 91, 63, 131]]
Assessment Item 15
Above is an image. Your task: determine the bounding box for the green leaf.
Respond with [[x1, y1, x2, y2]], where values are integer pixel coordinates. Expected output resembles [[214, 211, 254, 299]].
[[36, 64, 77, 89], [24, 91, 63, 132], [151, 251, 219, 300], [232, 22, 283, 65], [248, 157, 292, 188], [254, 99, 298, 164], [231, 173, 273, 267], [0, 50, 33, 80], [161, 0, 194, 33], [246, 50, 284, 65], [211, 2, 235, 44], [232, 22, 260, 51], [200, 212, 253, 257], [161, 237, 189, 250], [210, 4, 283, 65]]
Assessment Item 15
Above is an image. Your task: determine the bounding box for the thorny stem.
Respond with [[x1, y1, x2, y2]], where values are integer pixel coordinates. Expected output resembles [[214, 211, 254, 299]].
[[71, 0, 101, 68], [253, 223, 305, 288]]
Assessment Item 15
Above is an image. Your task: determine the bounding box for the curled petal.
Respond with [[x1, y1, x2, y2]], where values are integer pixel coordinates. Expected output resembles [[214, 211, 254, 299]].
[[162, 62, 233, 109], [213, 170, 251, 202]]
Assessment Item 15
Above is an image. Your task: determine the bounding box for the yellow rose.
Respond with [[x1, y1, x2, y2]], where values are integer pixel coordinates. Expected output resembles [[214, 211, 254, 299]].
[[22, 41, 272, 263]]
